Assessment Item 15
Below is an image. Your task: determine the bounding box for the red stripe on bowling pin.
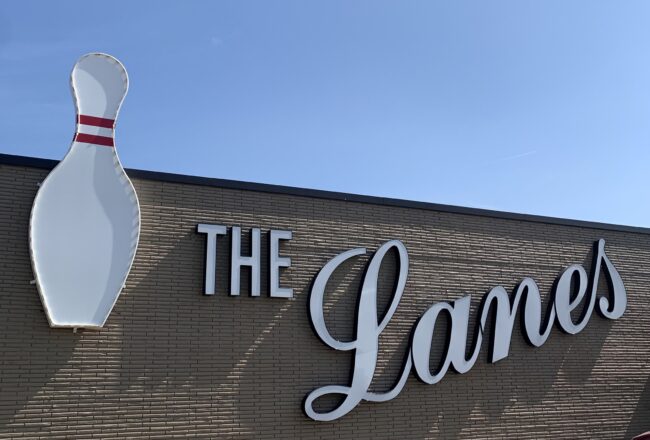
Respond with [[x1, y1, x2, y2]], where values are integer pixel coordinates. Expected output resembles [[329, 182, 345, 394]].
[[78, 114, 115, 128], [75, 114, 115, 147]]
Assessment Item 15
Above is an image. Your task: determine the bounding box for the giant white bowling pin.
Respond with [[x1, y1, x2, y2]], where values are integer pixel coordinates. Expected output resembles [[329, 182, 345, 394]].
[[29, 53, 140, 329]]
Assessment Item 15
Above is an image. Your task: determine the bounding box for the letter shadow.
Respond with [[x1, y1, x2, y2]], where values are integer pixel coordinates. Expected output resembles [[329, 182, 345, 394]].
[[112, 226, 294, 436], [626, 374, 650, 439]]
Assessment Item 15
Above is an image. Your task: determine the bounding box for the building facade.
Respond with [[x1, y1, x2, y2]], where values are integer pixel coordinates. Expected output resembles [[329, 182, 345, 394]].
[[0, 153, 648, 439]]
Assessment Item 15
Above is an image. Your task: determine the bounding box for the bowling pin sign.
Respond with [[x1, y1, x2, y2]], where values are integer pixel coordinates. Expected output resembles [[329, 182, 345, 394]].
[[29, 53, 140, 329]]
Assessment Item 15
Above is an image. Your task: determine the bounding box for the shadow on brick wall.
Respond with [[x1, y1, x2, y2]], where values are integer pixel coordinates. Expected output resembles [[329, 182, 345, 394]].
[[111, 227, 307, 436], [626, 375, 650, 439], [0, 302, 79, 430], [0, 167, 80, 433]]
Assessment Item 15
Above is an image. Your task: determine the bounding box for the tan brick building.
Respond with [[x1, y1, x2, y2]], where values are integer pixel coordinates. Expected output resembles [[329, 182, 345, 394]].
[[0, 153, 648, 439]]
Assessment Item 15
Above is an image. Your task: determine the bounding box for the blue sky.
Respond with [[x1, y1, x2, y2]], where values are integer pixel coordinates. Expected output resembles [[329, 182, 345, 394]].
[[1, 1, 649, 227]]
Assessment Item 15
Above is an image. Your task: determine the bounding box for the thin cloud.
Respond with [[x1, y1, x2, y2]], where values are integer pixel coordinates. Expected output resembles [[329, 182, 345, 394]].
[[482, 150, 537, 166]]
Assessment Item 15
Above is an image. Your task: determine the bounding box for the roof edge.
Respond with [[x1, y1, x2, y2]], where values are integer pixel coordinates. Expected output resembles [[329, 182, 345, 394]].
[[2, 152, 649, 235]]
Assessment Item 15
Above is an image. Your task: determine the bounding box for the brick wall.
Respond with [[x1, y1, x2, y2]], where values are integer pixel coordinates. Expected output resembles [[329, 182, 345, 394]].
[[0, 160, 648, 439]]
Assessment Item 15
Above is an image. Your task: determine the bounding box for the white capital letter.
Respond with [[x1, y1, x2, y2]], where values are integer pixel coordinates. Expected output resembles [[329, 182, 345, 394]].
[[197, 224, 227, 295], [230, 226, 261, 296], [269, 230, 293, 298]]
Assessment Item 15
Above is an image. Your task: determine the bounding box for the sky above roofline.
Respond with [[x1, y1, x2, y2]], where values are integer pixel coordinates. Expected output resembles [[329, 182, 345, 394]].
[[1, 1, 649, 227]]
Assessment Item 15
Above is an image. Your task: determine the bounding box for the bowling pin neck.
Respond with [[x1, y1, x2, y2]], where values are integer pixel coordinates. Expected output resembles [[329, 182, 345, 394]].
[[70, 53, 127, 149], [74, 114, 115, 147], [71, 53, 128, 123]]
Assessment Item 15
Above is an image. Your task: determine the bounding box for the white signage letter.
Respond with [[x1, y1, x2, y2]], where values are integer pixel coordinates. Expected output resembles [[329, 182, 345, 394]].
[[231, 226, 261, 296], [269, 230, 293, 298], [197, 224, 227, 295], [412, 295, 481, 383], [592, 239, 627, 319], [304, 240, 412, 421], [555, 264, 592, 334]]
